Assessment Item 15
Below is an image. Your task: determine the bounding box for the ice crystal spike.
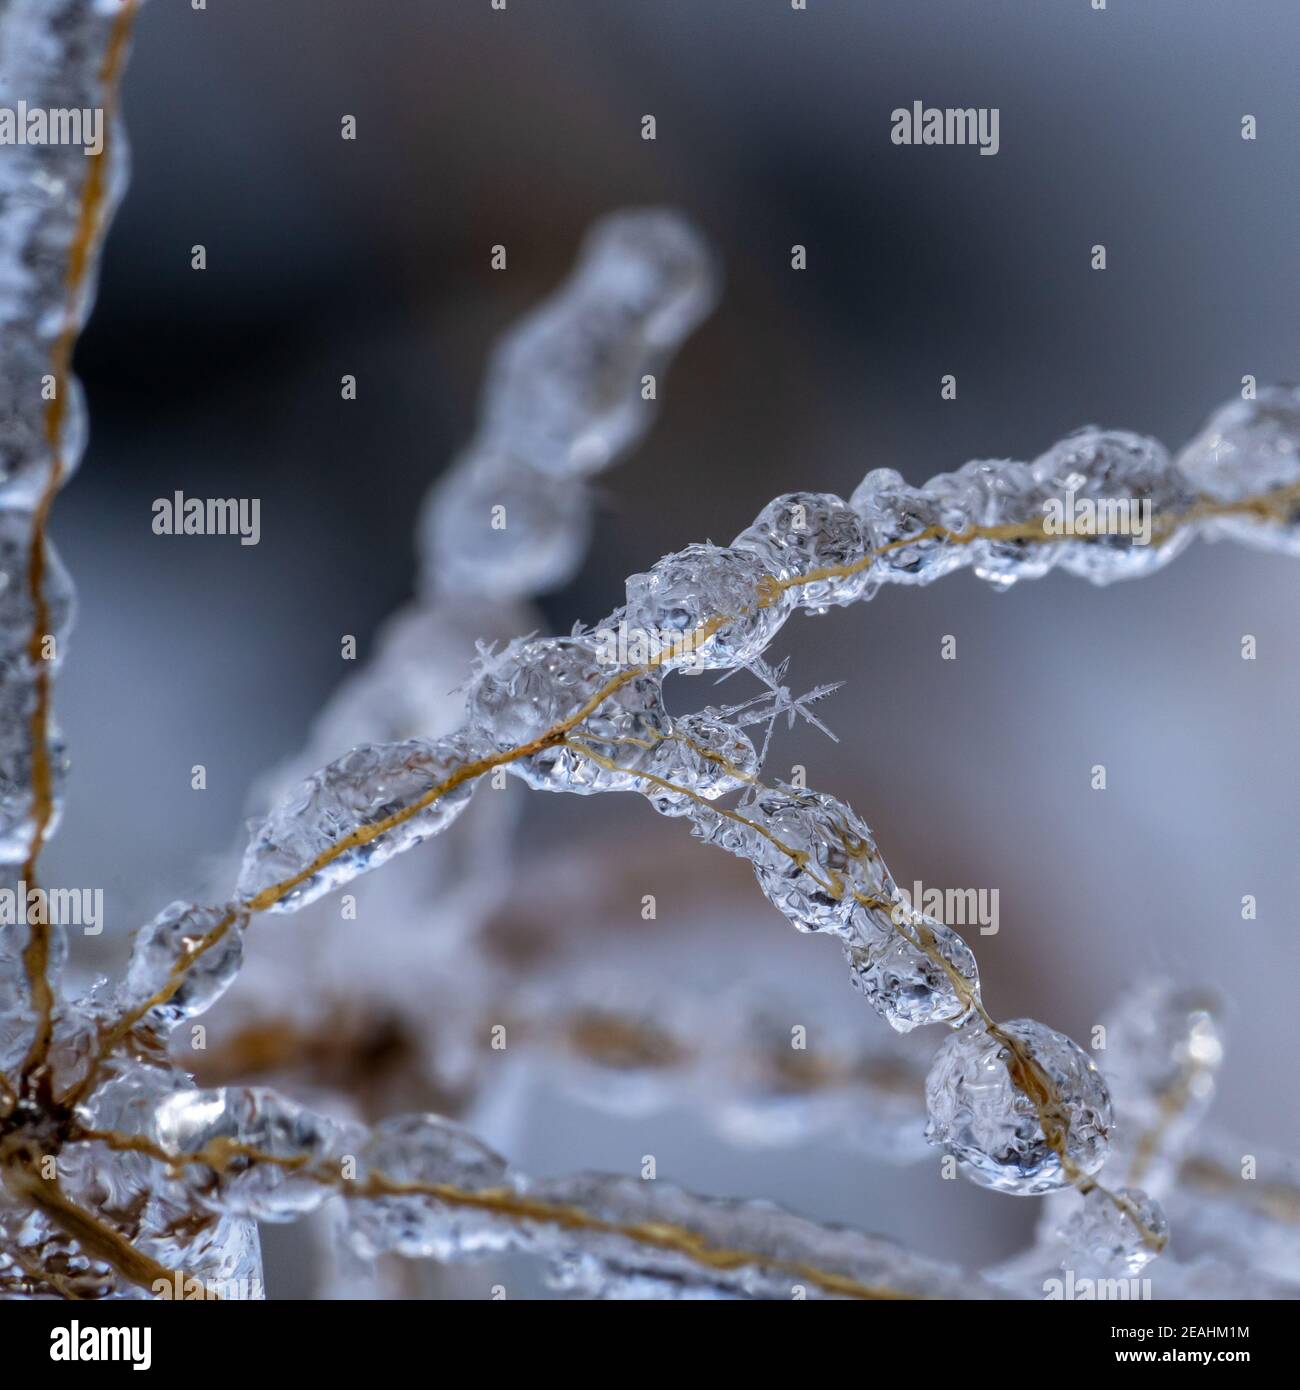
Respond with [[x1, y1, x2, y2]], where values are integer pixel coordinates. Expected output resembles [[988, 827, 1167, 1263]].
[[1058, 1186, 1168, 1277], [1176, 384, 1300, 554], [846, 913, 979, 1033], [924, 1020, 1113, 1195], [467, 633, 668, 792], [732, 491, 872, 610], [4, 6, 1300, 1293], [119, 902, 246, 1029], [237, 734, 482, 912], [623, 543, 790, 670]]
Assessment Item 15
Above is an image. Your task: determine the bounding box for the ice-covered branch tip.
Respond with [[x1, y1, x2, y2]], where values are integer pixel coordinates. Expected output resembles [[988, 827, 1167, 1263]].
[[419, 208, 717, 600]]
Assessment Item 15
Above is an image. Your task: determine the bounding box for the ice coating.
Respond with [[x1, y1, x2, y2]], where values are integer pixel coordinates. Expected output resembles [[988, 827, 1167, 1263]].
[[924, 1020, 1113, 1196], [237, 735, 483, 912]]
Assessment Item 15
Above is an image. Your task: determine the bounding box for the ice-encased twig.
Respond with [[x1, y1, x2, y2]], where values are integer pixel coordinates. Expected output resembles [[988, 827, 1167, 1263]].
[[0, 0, 139, 1098], [80, 1090, 993, 1300], [2, 39, 1295, 1288], [57, 390, 1295, 1257]]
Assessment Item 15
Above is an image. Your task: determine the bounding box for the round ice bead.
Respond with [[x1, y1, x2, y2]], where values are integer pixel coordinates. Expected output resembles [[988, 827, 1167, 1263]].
[[419, 449, 592, 599], [850, 468, 971, 586], [623, 543, 789, 670], [1058, 1186, 1168, 1275], [0, 510, 74, 669], [120, 902, 245, 1028], [1100, 981, 1221, 1192], [846, 912, 979, 1033], [746, 785, 895, 942], [732, 492, 871, 610], [925, 1018, 1113, 1195], [0, 670, 69, 862], [151, 1087, 359, 1222], [950, 459, 1058, 588], [642, 711, 757, 816], [1031, 429, 1194, 583], [466, 633, 668, 793], [1175, 385, 1300, 555], [0, 342, 88, 508]]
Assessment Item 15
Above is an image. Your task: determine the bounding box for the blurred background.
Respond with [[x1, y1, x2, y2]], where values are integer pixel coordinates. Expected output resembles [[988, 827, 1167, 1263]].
[[46, 0, 1300, 1291]]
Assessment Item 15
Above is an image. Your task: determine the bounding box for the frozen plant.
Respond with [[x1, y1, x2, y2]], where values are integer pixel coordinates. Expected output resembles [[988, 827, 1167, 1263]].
[[3, 0, 1300, 1301]]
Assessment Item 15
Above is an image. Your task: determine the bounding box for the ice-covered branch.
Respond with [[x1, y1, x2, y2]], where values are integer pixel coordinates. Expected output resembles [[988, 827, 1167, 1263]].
[[78, 1092, 989, 1300]]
